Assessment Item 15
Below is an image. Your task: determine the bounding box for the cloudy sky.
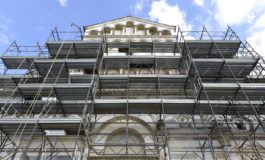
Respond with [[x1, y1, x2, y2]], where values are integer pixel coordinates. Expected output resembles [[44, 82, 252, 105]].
[[0, 0, 265, 56]]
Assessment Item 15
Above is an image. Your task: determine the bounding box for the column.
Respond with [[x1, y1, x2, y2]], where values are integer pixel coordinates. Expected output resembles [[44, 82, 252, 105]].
[[122, 25, 125, 35], [146, 28, 150, 35]]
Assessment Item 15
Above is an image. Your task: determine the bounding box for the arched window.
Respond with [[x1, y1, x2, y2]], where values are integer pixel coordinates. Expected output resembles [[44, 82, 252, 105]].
[[149, 27, 158, 35], [89, 30, 98, 36], [126, 21, 134, 28], [104, 27, 111, 35], [125, 21, 134, 35], [114, 24, 123, 35], [104, 128, 145, 154], [161, 30, 171, 35], [137, 24, 146, 35], [114, 24, 123, 30]]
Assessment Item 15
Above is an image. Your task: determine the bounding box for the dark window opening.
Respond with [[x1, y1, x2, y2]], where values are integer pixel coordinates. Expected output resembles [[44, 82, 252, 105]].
[[130, 64, 153, 68], [84, 69, 94, 74], [235, 122, 246, 130], [25, 96, 41, 101], [118, 48, 129, 53]]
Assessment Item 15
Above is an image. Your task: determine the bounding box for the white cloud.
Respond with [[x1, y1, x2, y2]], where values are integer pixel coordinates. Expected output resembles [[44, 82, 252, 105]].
[[0, 33, 9, 44], [248, 13, 265, 56], [58, 0, 68, 7], [130, 0, 148, 15], [0, 15, 14, 45], [248, 30, 265, 56], [193, 0, 204, 6], [208, 0, 265, 56], [212, 0, 265, 26], [250, 13, 265, 31], [148, 0, 192, 30]]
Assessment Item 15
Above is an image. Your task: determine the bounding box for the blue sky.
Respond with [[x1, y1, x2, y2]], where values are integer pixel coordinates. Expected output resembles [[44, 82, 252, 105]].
[[1, 0, 265, 56]]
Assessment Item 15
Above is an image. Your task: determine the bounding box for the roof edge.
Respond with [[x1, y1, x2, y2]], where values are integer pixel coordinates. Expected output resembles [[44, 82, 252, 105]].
[[83, 16, 176, 32]]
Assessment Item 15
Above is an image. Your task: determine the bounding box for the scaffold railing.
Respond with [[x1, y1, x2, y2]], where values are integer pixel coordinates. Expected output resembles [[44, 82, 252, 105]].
[[1, 22, 265, 159], [177, 25, 265, 160], [48, 25, 83, 42], [0, 23, 86, 159], [180, 26, 240, 41]]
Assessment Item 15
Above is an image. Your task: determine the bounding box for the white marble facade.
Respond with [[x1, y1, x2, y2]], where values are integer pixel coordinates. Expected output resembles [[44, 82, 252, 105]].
[[9, 16, 265, 160], [83, 16, 176, 42]]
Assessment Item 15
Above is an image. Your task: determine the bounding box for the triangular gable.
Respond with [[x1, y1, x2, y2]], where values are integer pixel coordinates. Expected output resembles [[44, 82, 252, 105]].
[[83, 16, 176, 32]]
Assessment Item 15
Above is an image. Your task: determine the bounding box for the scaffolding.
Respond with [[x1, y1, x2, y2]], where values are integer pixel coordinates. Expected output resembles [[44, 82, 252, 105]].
[[0, 22, 264, 160]]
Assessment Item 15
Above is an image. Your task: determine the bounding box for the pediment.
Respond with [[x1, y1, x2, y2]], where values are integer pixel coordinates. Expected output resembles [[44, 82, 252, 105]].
[[83, 16, 176, 32]]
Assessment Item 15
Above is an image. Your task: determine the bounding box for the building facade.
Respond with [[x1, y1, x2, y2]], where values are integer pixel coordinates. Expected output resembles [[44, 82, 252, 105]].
[[0, 16, 265, 160]]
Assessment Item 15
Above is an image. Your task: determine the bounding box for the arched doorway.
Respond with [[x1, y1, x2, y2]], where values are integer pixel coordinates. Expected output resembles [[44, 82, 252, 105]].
[[89, 116, 160, 160], [104, 128, 145, 155]]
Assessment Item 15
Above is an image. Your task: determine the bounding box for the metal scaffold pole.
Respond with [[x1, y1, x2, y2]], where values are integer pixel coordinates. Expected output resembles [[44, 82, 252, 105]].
[[0, 18, 265, 160], [72, 29, 105, 160], [177, 26, 233, 160]]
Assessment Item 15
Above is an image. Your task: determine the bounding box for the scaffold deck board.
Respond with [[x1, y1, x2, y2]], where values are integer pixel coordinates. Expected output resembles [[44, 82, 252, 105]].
[[47, 41, 101, 58], [34, 58, 97, 77], [46, 41, 239, 59], [192, 58, 257, 78], [0, 75, 263, 89], [0, 118, 81, 135], [181, 40, 241, 58], [99, 74, 188, 89], [17, 83, 92, 100], [202, 83, 265, 100], [104, 56, 181, 69], [1, 56, 45, 69], [0, 99, 264, 115]]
